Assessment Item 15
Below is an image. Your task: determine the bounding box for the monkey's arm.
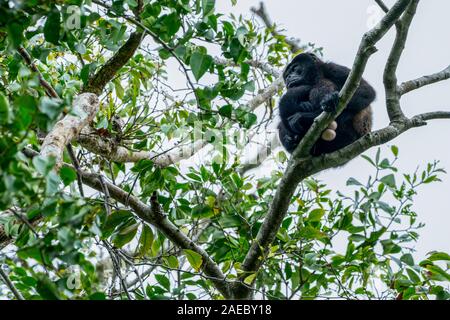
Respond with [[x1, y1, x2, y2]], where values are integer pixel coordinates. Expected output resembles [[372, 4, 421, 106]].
[[281, 80, 339, 134], [286, 111, 321, 134], [323, 62, 376, 112], [310, 79, 339, 113], [279, 86, 318, 133]]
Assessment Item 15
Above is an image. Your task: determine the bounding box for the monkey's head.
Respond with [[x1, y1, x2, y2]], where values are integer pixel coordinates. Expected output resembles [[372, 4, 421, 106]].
[[283, 53, 322, 88]]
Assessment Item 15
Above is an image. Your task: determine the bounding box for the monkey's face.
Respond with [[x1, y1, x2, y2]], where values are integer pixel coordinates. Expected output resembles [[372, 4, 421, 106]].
[[283, 53, 320, 88]]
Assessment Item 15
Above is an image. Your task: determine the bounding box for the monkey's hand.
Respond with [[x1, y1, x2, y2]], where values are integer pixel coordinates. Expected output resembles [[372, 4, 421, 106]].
[[287, 113, 306, 134], [321, 91, 339, 113]]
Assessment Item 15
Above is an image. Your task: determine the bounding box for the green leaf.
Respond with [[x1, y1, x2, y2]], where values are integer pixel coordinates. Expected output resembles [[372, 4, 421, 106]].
[[202, 0, 215, 16], [59, 166, 77, 186], [244, 273, 256, 285], [346, 177, 363, 186], [184, 249, 203, 272], [162, 12, 181, 36], [308, 208, 325, 222], [155, 274, 171, 291], [39, 97, 63, 120], [428, 252, 450, 261], [44, 8, 61, 45], [165, 255, 179, 269], [401, 253, 414, 266], [112, 223, 138, 248], [0, 92, 11, 124], [46, 171, 61, 195], [7, 22, 24, 48], [89, 292, 106, 300], [348, 234, 366, 242], [102, 210, 133, 237], [426, 265, 450, 282], [33, 155, 56, 175], [298, 226, 328, 240], [190, 51, 213, 81], [380, 174, 396, 188], [137, 225, 154, 256], [381, 239, 401, 254], [406, 268, 421, 283], [36, 275, 61, 300], [218, 104, 232, 118], [391, 145, 399, 157], [192, 204, 213, 218]]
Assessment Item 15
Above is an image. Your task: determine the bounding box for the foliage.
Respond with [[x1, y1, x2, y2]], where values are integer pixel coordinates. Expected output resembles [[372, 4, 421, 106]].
[[0, 0, 448, 300]]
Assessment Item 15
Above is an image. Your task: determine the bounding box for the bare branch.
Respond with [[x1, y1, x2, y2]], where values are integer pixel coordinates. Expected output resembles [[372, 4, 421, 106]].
[[214, 57, 281, 78], [412, 110, 450, 122], [383, 0, 420, 121], [0, 266, 24, 300], [251, 2, 304, 53], [399, 65, 450, 95], [17, 47, 59, 98], [375, 0, 390, 13]]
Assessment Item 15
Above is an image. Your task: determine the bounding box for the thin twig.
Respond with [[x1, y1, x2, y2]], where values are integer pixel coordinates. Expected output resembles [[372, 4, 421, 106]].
[[0, 266, 25, 300]]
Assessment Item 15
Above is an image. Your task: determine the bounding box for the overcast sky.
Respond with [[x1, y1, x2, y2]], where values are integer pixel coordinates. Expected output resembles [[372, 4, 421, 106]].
[[215, 0, 450, 257]]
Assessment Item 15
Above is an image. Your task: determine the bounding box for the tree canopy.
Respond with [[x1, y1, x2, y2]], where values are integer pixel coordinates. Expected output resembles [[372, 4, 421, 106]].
[[0, 0, 449, 300]]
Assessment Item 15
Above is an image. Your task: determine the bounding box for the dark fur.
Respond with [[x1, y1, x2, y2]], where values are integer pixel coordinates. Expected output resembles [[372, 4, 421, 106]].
[[278, 53, 376, 155]]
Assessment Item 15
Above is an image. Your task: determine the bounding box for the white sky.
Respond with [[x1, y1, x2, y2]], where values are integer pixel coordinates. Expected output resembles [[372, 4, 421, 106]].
[[216, 0, 450, 258]]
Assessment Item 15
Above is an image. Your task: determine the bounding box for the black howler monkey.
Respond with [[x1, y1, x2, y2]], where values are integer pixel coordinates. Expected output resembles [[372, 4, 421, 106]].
[[278, 53, 376, 155]]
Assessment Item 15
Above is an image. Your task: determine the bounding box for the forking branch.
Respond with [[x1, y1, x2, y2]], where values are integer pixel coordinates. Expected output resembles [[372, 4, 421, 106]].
[[229, 0, 450, 299]]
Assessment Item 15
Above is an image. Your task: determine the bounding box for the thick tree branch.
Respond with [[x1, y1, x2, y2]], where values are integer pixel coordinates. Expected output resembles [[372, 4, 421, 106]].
[[40, 93, 99, 168], [383, 0, 420, 121], [21, 148, 231, 298], [83, 31, 145, 95], [39, 29, 144, 169]]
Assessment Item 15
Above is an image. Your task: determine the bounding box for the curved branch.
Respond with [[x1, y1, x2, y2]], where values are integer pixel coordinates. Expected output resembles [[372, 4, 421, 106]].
[[383, 0, 420, 121], [251, 2, 305, 53]]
